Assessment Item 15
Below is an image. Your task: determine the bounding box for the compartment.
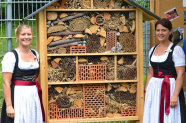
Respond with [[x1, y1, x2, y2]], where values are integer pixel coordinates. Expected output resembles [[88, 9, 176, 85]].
[[48, 85, 84, 119], [105, 83, 137, 117], [117, 55, 137, 80], [48, 56, 76, 82], [46, 11, 136, 54], [48, 83, 137, 119], [78, 56, 115, 81]]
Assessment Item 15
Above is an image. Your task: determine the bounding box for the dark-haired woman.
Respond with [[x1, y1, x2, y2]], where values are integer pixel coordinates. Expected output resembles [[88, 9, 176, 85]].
[[143, 18, 186, 123], [1, 24, 44, 123]]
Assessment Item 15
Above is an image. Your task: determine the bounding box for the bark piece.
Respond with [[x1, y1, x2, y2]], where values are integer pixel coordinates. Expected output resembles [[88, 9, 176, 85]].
[[48, 38, 82, 47], [59, 13, 68, 19], [74, 99, 83, 108], [58, 22, 66, 25], [89, 25, 99, 34], [129, 85, 136, 94], [120, 16, 126, 25], [47, 12, 58, 21], [117, 86, 127, 92], [103, 12, 111, 20], [51, 61, 58, 69], [53, 36, 62, 41], [85, 28, 92, 35], [100, 37, 105, 47], [119, 25, 129, 33], [97, 27, 106, 37], [106, 84, 112, 91], [48, 41, 84, 51], [60, 0, 67, 9], [54, 58, 61, 64], [47, 36, 54, 45], [118, 57, 124, 65], [73, 34, 84, 38], [106, 113, 113, 117], [79, 0, 91, 9], [55, 87, 63, 93], [48, 31, 83, 37], [78, 58, 88, 63], [100, 56, 108, 61], [53, 12, 87, 24], [90, 16, 95, 24], [47, 25, 67, 33], [131, 20, 136, 33]]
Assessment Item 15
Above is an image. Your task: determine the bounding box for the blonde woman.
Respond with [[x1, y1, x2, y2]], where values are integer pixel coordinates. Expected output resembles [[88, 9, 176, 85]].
[[1, 25, 44, 123]]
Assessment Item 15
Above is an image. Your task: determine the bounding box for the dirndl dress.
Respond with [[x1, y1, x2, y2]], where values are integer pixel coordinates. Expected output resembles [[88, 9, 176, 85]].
[[143, 43, 186, 123], [1, 49, 44, 123]]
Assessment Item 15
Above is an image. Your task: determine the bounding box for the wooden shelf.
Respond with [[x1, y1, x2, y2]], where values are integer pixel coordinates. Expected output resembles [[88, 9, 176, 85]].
[[46, 8, 136, 12], [48, 80, 138, 85], [49, 116, 139, 123], [47, 52, 138, 56]]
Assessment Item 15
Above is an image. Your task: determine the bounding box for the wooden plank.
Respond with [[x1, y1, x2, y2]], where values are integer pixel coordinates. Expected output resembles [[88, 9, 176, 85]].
[[45, 8, 136, 11], [114, 55, 117, 80], [48, 80, 138, 85], [136, 9, 144, 123], [49, 116, 139, 123], [47, 52, 138, 56], [91, 0, 93, 9], [76, 56, 78, 82], [38, 10, 48, 123]]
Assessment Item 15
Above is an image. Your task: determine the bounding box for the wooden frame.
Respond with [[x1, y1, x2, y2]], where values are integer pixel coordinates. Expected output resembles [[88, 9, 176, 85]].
[[37, 1, 149, 122]]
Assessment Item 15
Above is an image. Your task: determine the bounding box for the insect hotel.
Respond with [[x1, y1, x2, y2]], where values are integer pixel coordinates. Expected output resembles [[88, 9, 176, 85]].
[[25, 0, 160, 122]]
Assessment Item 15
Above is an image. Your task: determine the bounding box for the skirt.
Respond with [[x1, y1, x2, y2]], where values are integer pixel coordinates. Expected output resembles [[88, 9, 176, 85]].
[[1, 84, 43, 123], [143, 77, 186, 123]]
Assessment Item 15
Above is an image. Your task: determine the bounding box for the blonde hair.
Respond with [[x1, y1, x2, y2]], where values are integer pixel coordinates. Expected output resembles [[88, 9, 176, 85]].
[[15, 24, 32, 38]]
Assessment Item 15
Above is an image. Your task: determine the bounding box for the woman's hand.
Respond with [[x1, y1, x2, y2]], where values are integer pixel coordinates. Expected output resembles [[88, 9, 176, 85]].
[[170, 95, 178, 107], [6, 105, 15, 118]]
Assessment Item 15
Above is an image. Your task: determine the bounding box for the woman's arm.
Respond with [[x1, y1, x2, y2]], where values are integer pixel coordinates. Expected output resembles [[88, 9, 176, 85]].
[[144, 66, 154, 92], [170, 66, 185, 107], [3, 72, 15, 118]]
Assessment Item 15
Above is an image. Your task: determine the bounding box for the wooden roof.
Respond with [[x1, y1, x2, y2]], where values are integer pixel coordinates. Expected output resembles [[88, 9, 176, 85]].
[[23, 0, 160, 21]]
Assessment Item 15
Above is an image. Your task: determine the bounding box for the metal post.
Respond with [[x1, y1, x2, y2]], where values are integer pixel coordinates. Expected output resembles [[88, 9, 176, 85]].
[[6, 0, 12, 52]]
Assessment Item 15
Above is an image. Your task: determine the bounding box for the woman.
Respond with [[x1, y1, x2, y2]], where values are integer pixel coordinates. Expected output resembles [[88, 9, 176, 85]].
[[1, 24, 44, 123], [143, 18, 186, 123]]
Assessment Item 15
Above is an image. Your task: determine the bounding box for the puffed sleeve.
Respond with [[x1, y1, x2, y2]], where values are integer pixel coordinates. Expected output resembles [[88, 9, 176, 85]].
[[172, 46, 185, 67], [148, 46, 154, 66], [1, 52, 16, 73]]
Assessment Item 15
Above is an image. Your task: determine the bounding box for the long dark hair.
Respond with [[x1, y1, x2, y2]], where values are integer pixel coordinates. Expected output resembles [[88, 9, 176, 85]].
[[155, 18, 173, 41]]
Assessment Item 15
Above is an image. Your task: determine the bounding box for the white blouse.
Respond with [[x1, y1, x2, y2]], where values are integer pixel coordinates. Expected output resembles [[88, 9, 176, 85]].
[[149, 43, 185, 67], [2, 49, 39, 73]]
